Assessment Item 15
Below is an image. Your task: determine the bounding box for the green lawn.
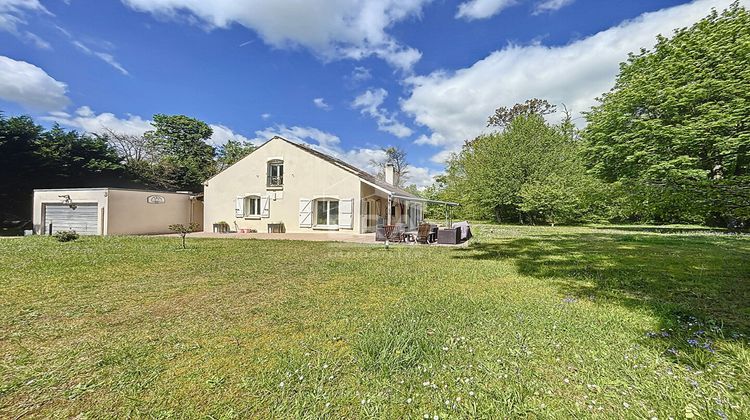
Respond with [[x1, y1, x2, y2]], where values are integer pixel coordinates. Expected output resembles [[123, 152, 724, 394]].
[[1, 226, 749, 418]]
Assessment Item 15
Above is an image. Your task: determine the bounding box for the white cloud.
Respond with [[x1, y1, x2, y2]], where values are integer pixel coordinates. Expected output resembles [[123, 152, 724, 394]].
[[533, 0, 574, 14], [0, 0, 51, 49], [407, 165, 441, 188], [455, 0, 574, 19], [43, 106, 250, 147], [456, 0, 517, 20], [72, 40, 129, 76], [253, 125, 341, 149], [350, 66, 372, 82], [352, 88, 412, 138], [43, 106, 152, 135], [0, 55, 69, 111], [313, 97, 331, 110], [404, 0, 746, 161], [260, 113, 271, 120], [208, 124, 253, 146], [121, 0, 431, 71]]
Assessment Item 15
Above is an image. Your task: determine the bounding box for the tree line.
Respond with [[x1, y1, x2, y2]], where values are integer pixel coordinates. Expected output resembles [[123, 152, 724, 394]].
[[0, 114, 255, 221], [425, 3, 749, 228]]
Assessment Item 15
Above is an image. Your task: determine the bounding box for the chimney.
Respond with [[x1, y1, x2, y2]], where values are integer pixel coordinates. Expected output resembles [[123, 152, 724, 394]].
[[384, 163, 395, 186]]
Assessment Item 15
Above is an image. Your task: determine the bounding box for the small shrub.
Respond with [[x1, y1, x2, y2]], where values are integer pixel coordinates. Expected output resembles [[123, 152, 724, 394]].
[[53, 230, 79, 242], [169, 222, 200, 249]]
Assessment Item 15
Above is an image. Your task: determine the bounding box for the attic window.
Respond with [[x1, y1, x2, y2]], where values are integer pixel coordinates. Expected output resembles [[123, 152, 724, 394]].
[[267, 160, 284, 187]]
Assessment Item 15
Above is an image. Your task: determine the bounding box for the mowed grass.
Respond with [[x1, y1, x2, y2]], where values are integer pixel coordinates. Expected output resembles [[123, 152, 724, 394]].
[[0, 226, 749, 418]]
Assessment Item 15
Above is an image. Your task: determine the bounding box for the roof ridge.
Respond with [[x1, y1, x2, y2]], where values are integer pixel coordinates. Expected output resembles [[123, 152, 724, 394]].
[[273, 136, 417, 198]]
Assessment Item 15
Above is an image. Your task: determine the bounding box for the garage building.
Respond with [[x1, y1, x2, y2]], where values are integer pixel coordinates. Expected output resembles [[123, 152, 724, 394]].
[[33, 188, 203, 236]]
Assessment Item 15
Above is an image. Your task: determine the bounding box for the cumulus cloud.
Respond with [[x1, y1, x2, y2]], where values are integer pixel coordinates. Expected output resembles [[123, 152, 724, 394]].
[[0, 55, 69, 111], [0, 0, 51, 49], [121, 0, 430, 71], [405, 0, 746, 161], [42, 106, 250, 147], [456, 0, 517, 20], [313, 97, 331, 110], [42, 106, 152, 135], [352, 88, 413, 138]]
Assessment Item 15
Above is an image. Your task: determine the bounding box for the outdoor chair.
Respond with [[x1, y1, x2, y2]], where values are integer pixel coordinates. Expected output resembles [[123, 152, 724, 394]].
[[388, 223, 406, 242], [416, 223, 432, 244]]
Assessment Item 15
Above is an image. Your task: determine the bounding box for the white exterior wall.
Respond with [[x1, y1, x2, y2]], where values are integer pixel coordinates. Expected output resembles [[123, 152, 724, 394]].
[[33, 189, 108, 235], [203, 137, 363, 234]]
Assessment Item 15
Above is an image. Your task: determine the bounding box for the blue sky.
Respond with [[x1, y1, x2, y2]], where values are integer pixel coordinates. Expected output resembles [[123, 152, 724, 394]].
[[0, 0, 744, 186]]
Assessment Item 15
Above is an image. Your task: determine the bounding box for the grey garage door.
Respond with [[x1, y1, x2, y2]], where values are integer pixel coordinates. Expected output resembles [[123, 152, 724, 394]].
[[44, 203, 99, 235]]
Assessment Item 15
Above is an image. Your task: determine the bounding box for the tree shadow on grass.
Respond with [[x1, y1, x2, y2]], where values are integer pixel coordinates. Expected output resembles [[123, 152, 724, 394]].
[[452, 232, 750, 336]]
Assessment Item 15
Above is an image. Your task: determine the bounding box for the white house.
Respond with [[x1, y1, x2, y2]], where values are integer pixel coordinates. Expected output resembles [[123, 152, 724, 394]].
[[203, 136, 425, 234]]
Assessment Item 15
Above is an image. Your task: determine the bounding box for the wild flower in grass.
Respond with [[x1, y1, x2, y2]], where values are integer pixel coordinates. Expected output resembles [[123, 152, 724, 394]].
[[325, 402, 331, 408], [562, 297, 577, 304], [667, 348, 678, 356], [279, 381, 285, 388], [406, 398, 412, 404], [469, 391, 475, 397], [687, 339, 699, 347], [623, 402, 630, 409]]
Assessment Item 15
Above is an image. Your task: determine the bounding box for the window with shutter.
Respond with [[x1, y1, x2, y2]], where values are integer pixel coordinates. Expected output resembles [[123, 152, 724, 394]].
[[243, 195, 261, 217]]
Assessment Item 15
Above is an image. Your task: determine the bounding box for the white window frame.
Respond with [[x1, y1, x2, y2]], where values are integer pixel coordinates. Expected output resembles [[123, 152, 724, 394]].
[[244, 195, 261, 218], [314, 198, 339, 229]]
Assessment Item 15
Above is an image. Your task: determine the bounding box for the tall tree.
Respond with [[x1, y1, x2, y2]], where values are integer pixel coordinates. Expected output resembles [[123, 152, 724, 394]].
[[583, 3, 750, 224], [371, 146, 410, 187], [216, 139, 256, 171], [143, 114, 216, 191], [0, 115, 126, 220], [436, 102, 607, 225], [487, 98, 557, 129]]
